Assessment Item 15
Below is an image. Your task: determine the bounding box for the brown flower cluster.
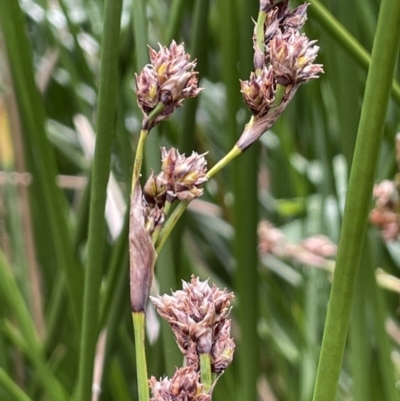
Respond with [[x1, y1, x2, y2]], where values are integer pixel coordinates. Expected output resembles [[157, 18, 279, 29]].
[[149, 367, 211, 401], [237, 1, 323, 151], [139, 148, 208, 236], [369, 180, 400, 241], [150, 276, 235, 373], [135, 41, 202, 128], [258, 221, 336, 269], [144, 147, 208, 206], [240, 1, 322, 118]]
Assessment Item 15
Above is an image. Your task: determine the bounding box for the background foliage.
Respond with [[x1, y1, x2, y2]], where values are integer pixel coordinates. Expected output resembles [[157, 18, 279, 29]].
[[1, 0, 400, 400]]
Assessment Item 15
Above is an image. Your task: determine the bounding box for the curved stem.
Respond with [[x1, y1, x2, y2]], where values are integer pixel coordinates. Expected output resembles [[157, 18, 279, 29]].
[[206, 146, 242, 179]]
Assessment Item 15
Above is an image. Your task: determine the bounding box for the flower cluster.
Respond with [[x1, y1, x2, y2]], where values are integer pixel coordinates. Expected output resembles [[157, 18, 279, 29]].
[[144, 148, 208, 206], [149, 367, 211, 401], [258, 221, 336, 270], [369, 180, 400, 241], [141, 147, 208, 236], [135, 41, 202, 128], [150, 276, 235, 373], [240, 1, 323, 121]]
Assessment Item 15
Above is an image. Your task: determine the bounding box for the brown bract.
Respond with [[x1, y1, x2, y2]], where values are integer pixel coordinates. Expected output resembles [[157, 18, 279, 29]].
[[129, 182, 157, 312]]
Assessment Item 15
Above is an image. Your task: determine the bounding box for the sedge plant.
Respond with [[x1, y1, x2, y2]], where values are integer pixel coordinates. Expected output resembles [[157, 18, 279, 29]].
[[129, 1, 323, 400]]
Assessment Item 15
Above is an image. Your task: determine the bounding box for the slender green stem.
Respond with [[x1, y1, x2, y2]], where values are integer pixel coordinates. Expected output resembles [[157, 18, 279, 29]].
[[132, 0, 149, 70], [155, 145, 243, 254], [155, 201, 188, 253], [132, 312, 150, 401], [75, 0, 123, 399], [132, 129, 148, 189], [312, 1, 400, 400], [164, 0, 186, 44], [131, 104, 165, 189], [0, 367, 33, 401], [254, 8, 267, 75], [206, 146, 242, 179], [305, 0, 400, 105], [199, 353, 212, 393]]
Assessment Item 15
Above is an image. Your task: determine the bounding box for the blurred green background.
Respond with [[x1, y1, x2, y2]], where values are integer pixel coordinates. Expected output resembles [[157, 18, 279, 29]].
[[1, 0, 400, 400]]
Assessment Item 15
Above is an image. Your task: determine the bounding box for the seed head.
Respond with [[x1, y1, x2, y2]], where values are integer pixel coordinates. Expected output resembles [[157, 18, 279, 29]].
[[149, 367, 210, 401], [143, 171, 167, 208], [282, 3, 309, 31], [160, 147, 208, 202], [211, 319, 235, 374], [370, 179, 400, 241], [135, 41, 202, 128], [270, 29, 323, 86], [240, 66, 276, 118], [150, 276, 234, 360]]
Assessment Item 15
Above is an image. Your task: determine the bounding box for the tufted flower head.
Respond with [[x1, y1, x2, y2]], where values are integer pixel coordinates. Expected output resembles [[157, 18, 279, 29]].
[[149, 367, 211, 401], [135, 41, 202, 128], [211, 319, 235, 374], [240, 66, 276, 118], [150, 276, 235, 364], [370, 179, 400, 241], [143, 171, 167, 208], [135, 67, 159, 115], [269, 29, 323, 86], [160, 147, 208, 202]]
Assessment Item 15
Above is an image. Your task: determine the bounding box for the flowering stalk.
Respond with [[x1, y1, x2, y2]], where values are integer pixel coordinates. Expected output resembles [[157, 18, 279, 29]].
[[130, 41, 203, 401], [153, 1, 323, 255], [129, 3, 322, 400]]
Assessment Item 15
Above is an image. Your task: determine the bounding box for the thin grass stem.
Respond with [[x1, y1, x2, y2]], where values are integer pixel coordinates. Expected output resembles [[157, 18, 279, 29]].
[[75, 0, 123, 398], [132, 312, 150, 401]]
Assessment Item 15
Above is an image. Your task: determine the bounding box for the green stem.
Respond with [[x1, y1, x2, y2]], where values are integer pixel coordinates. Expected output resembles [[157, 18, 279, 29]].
[[254, 8, 267, 75], [206, 146, 242, 179], [132, 129, 148, 189], [75, 0, 123, 399], [312, 1, 400, 400], [155, 145, 243, 254], [305, 0, 400, 106], [0, 367, 33, 401], [132, 312, 150, 401], [199, 353, 212, 393], [155, 201, 188, 254]]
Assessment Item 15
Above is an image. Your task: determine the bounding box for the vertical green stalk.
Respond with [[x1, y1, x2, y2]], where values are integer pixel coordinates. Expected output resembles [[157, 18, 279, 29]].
[[234, 1, 259, 400], [75, 0, 123, 399], [164, 0, 186, 44], [312, 1, 400, 400], [199, 353, 212, 393], [132, 312, 150, 401]]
